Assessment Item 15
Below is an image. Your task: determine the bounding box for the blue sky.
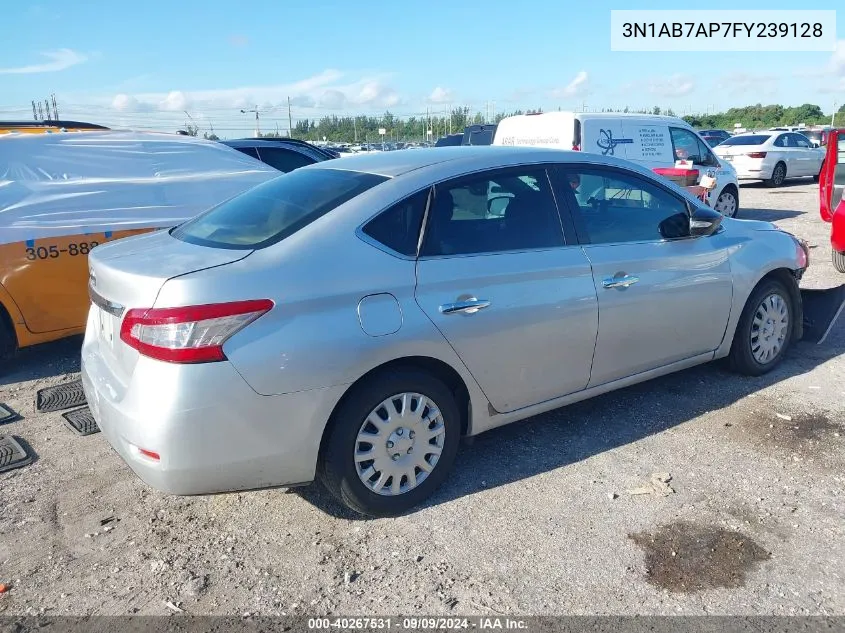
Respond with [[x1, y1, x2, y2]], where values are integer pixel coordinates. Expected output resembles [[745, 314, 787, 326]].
[[1, 0, 843, 137]]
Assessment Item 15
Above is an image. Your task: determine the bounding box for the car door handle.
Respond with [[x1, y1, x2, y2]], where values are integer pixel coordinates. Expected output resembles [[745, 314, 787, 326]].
[[439, 298, 491, 314], [602, 275, 640, 289]]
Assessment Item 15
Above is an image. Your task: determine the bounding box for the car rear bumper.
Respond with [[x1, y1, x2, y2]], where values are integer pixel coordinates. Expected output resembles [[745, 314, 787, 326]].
[[81, 327, 347, 495]]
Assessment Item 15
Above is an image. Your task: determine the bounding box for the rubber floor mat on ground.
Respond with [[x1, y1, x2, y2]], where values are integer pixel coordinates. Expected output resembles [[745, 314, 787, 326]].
[[0, 435, 32, 473], [62, 407, 100, 436], [801, 284, 845, 345], [36, 379, 86, 413], [0, 402, 19, 425]]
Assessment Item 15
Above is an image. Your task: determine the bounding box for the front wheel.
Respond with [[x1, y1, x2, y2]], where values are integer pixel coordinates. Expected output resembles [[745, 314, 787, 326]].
[[833, 250, 845, 273], [729, 278, 794, 376], [320, 369, 461, 517], [713, 187, 738, 218]]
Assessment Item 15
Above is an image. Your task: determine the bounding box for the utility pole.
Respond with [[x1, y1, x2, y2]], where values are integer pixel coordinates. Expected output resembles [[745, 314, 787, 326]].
[[241, 105, 260, 136], [832, 101, 837, 128], [287, 97, 293, 137]]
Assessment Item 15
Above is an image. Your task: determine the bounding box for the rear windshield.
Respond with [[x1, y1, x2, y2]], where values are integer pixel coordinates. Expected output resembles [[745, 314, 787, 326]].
[[171, 168, 388, 250], [719, 135, 771, 146]]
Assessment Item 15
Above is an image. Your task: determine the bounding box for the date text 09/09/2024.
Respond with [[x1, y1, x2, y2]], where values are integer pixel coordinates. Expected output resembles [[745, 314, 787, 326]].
[[622, 22, 823, 39], [307, 617, 529, 630]]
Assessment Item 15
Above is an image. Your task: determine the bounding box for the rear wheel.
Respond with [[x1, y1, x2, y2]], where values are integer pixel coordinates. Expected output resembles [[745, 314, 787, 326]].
[[833, 250, 845, 273], [764, 162, 786, 187], [729, 278, 793, 376], [320, 369, 461, 517]]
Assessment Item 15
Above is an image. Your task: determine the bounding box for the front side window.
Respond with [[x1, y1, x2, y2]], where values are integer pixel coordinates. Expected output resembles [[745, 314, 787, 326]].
[[172, 168, 387, 250], [791, 134, 811, 148], [421, 168, 564, 256], [669, 127, 703, 163], [562, 167, 690, 244]]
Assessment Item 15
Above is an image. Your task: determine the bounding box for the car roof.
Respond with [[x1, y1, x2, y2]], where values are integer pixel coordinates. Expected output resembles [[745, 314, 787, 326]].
[[301, 145, 645, 178]]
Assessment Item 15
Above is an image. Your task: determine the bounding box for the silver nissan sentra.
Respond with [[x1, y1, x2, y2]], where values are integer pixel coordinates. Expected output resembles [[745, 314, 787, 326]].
[[81, 146, 809, 517]]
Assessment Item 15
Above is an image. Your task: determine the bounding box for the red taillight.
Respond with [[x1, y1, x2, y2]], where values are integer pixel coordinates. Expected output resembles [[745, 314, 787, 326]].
[[747, 152, 767, 158], [119, 299, 274, 364], [572, 144, 580, 151]]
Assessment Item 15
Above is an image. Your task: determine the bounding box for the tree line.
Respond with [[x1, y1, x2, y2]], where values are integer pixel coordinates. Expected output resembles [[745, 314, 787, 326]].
[[184, 102, 844, 143]]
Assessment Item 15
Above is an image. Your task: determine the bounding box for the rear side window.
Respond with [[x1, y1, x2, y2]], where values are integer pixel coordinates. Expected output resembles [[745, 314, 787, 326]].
[[233, 147, 260, 160], [361, 190, 428, 256], [172, 168, 388, 250], [256, 147, 316, 173]]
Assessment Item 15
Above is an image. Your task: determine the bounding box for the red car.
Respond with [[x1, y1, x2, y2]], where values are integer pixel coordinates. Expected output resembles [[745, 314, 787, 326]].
[[819, 128, 845, 272]]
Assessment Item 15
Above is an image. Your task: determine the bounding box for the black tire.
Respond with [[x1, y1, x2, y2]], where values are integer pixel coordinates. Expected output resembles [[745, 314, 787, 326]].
[[320, 368, 461, 517], [833, 250, 845, 273], [764, 162, 786, 187], [729, 278, 794, 376], [0, 306, 17, 361]]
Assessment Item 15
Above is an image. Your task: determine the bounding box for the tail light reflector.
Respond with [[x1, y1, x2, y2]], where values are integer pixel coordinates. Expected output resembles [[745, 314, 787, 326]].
[[138, 448, 161, 461], [747, 152, 767, 158], [120, 299, 274, 364]]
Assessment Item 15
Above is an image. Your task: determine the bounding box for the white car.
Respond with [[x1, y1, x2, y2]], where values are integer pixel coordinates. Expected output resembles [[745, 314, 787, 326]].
[[714, 131, 826, 187]]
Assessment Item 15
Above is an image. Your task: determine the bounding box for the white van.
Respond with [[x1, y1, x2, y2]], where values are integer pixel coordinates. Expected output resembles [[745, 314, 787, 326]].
[[493, 112, 740, 217]]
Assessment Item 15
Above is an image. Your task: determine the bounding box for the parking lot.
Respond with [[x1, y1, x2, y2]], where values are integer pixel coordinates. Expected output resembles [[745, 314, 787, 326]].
[[0, 179, 843, 617]]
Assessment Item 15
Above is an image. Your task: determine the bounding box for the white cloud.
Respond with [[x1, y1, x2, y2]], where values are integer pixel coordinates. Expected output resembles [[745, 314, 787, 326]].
[[648, 74, 695, 98], [715, 72, 777, 96], [318, 89, 347, 109], [552, 71, 589, 98], [108, 70, 403, 115], [427, 86, 453, 104], [0, 48, 87, 74], [112, 93, 151, 112], [159, 91, 191, 112]]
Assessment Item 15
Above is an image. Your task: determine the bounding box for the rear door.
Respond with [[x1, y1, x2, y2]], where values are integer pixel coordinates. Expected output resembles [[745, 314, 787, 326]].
[[555, 164, 733, 387], [414, 165, 598, 413]]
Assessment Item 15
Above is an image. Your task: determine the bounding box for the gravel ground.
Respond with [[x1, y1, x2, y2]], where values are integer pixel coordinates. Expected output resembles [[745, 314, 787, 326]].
[[0, 179, 843, 617]]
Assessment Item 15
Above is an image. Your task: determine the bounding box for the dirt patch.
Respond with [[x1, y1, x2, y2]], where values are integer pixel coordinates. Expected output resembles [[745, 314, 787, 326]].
[[629, 522, 771, 593], [734, 409, 842, 459]]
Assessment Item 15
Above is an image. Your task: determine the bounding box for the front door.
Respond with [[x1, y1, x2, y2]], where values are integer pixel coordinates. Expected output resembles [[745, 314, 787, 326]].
[[414, 166, 598, 413], [555, 165, 733, 387]]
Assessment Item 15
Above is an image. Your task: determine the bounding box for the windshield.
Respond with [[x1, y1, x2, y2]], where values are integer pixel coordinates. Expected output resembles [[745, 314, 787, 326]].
[[171, 168, 388, 250], [719, 135, 771, 146]]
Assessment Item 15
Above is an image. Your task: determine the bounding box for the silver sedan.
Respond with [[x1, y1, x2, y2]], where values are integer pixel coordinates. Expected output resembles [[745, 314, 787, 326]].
[[81, 146, 809, 517]]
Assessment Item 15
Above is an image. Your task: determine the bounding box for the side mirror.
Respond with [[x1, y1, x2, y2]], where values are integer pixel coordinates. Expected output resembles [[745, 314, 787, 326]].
[[689, 205, 723, 237]]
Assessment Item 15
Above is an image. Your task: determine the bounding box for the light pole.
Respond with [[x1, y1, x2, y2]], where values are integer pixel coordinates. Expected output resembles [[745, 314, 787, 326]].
[[241, 106, 260, 136]]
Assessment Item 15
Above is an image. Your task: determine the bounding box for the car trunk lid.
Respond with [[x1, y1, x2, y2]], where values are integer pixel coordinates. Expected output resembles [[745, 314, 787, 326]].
[[87, 229, 252, 384]]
